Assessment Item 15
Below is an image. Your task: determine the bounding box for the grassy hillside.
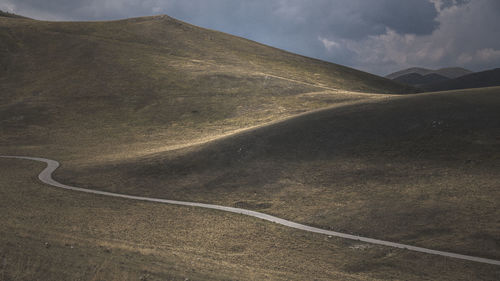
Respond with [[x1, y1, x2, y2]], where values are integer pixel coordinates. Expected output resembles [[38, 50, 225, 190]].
[[60, 87, 500, 263], [3, 158, 497, 280], [1, 13, 498, 281], [1, 87, 498, 280], [0, 14, 413, 163]]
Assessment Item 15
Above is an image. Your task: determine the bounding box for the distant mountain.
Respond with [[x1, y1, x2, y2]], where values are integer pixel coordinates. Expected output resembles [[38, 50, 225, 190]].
[[387, 67, 472, 80], [394, 73, 450, 86], [421, 68, 500, 92], [387, 67, 431, 79], [436, 67, 475, 79]]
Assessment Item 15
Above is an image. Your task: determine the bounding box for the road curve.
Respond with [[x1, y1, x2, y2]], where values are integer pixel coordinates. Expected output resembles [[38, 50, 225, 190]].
[[1, 155, 499, 266]]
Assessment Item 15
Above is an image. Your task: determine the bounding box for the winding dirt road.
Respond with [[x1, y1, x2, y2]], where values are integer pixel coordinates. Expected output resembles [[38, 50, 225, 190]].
[[1, 155, 499, 266]]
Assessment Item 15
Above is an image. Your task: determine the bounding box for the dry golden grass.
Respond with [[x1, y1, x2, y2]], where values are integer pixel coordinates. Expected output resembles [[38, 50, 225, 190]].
[[0, 14, 411, 164], [1, 13, 499, 281], [56, 87, 500, 267], [1, 159, 499, 280]]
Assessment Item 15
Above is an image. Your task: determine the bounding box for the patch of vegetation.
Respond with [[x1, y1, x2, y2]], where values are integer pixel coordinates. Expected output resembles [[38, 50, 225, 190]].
[[0, 10, 28, 19]]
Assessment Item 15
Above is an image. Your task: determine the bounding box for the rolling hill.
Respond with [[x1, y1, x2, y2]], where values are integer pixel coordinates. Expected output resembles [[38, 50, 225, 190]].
[[393, 72, 450, 86], [422, 68, 500, 92], [61, 86, 500, 260], [1, 12, 499, 281], [0, 12, 413, 163], [386, 67, 472, 80], [52, 86, 500, 280], [387, 67, 500, 91]]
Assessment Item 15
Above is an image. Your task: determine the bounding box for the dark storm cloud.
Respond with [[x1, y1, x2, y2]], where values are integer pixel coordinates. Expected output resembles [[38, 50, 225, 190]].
[[1, 0, 499, 75]]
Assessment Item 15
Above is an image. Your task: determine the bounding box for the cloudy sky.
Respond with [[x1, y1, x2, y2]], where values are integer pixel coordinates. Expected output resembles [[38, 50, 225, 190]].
[[1, 0, 499, 76]]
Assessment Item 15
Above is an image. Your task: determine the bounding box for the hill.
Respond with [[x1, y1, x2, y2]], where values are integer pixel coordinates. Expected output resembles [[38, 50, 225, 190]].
[[61, 86, 500, 261], [1, 13, 498, 281], [386, 67, 430, 79], [422, 68, 500, 92], [49, 86, 500, 280], [387, 67, 472, 80], [393, 72, 449, 86], [0, 10, 28, 19], [0, 14, 413, 162]]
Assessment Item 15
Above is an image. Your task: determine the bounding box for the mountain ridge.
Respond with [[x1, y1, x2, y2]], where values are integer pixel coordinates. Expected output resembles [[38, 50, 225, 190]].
[[387, 67, 472, 80], [393, 72, 450, 86], [422, 68, 500, 92]]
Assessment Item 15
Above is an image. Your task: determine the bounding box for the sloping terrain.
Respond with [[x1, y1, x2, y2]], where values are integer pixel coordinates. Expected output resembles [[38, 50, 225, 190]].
[[1, 12, 499, 281], [432, 67, 474, 79], [4, 158, 498, 280], [1, 88, 499, 280], [422, 68, 500, 92], [0, 13, 413, 163], [394, 72, 449, 86], [386, 67, 431, 79], [60, 87, 500, 263], [387, 67, 472, 80], [0, 10, 28, 19]]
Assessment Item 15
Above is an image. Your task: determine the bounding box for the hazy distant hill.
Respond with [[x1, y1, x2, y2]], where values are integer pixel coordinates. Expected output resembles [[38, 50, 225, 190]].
[[422, 68, 500, 92], [393, 72, 450, 86], [386, 67, 472, 80]]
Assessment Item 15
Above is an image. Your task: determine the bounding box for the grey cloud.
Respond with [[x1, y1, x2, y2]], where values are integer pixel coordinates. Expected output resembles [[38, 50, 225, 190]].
[[335, 0, 500, 74], [360, 0, 438, 36]]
